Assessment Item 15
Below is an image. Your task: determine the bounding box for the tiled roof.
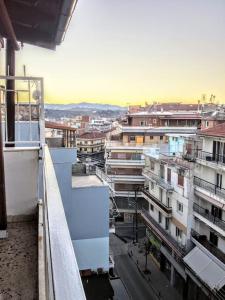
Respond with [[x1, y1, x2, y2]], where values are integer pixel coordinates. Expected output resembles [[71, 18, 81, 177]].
[[45, 121, 76, 131], [198, 122, 225, 137], [77, 131, 106, 139]]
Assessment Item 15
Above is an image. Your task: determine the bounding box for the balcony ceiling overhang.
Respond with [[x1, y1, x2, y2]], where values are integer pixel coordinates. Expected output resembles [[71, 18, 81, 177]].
[[0, 0, 78, 50]]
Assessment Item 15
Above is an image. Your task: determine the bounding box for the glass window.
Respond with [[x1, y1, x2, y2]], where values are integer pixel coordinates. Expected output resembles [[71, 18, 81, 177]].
[[176, 227, 182, 238], [151, 182, 154, 190], [177, 201, 183, 213], [150, 204, 154, 211], [158, 211, 162, 223], [178, 174, 184, 187]]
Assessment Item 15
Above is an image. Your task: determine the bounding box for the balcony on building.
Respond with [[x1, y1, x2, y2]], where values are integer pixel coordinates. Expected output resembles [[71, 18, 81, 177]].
[[0, 76, 85, 299], [142, 187, 172, 217], [191, 229, 225, 265], [194, 176, 225, 206], [143, 167, 174, 192], [141, 208, 186, 258], [184, 230, 225, 299], [197, 150, 225, 170], [193, 202, 225, 237]]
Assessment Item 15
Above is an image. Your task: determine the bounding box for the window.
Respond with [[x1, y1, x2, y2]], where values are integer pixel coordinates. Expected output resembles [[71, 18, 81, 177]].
[[167, 168, 171, 183], [151, 182, 154, 190], [211, 205, 222, 220], [153, 119, 157, 124], [176, 227, 182, 238], [160, 164, 165, 179], [210, 232, 218, 247], [159, 188, 163, 202], [150, 204, 154, 211], [178, 174, 184, 187], [216, 173, 222, 189], [167, 197, 171, 207], [129, 136, 135, 142], [165, 218, 170, 230], [117, 153, 126, 159], [158, 211, 162, 223], [160, 136, 163, 140], [150, 161, 155, 171], [140, 121, 146, 126], [150, 136, 154, 140], [177, 201, 183, 213]]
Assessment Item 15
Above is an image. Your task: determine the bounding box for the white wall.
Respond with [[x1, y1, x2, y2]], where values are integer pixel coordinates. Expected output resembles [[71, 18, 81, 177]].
[[4, 148, 39, 217]]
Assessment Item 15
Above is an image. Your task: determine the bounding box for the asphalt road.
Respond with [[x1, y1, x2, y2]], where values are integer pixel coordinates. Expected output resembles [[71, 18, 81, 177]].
[[110, 234, 157, 300]]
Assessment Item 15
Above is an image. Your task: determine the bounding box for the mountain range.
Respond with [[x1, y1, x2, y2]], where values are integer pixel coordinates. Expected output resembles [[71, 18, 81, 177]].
[[45, 102, 127, 111]]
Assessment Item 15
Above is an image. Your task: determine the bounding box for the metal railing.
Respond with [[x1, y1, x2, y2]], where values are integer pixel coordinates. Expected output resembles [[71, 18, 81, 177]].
[[194, 176, 225, 200], [0, 76, 44, 146], [42, 146, 86, 299], [143, 168, 173, 191], [191, 230, 225, 265], [96, 167, 115, 193], [193, 203, 225, 231], [142, 187, 172, 215], [141, 208, 186, 257], [197, 151, 225, 166]]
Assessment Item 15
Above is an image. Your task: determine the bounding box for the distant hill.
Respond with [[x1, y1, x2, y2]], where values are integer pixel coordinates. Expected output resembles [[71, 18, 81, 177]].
[[45, 102, 127, 111], [45, 102, 127, 119]]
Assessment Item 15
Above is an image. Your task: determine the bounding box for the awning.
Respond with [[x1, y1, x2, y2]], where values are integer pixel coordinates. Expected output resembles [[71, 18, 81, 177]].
[[184, 247, 225, 291]]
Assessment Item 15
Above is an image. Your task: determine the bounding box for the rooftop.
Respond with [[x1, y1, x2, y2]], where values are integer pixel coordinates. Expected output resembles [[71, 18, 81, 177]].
[[72, 175, 105, 188], [45, 121, 77, 131], [77, 132, 106, 139], [198, 122, 225, 138]]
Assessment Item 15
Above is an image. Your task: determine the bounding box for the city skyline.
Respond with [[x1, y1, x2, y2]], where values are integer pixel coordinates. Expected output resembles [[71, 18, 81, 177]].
[[2, 0, 225, 105]]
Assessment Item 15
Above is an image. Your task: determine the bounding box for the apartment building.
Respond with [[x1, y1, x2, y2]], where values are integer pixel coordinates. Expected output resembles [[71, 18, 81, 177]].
[[105, 122, 197, 221], [127, 111, 202, 127], [141, 150, 194, 296], [77, 131, 105, 154], [182, 123, 225, 300]]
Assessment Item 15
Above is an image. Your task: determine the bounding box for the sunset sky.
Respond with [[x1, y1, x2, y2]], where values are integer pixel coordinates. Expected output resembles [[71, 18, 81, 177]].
[[5, 0, 225, 105]]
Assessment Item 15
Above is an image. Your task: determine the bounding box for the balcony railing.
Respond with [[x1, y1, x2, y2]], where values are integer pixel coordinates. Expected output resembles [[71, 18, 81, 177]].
[[194, 176, 225, 200], [142, 187, 172, 215], [197, 151, 225, 166], [191, 230, 225, 265], [193, 203, 225, 231], [143, 168, 173, 191], [141, 208, 186, 257], [43, 146, 86, 299], [0, 76, 44, 147], [96, 167, 115, 193]]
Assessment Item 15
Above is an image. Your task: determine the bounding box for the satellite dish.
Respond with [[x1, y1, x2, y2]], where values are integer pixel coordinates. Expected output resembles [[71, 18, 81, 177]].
[[32, 90, 41, 101]]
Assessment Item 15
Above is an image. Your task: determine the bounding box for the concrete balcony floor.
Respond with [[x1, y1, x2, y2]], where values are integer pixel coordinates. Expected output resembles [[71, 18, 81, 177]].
[[0, 219, 37, 299]]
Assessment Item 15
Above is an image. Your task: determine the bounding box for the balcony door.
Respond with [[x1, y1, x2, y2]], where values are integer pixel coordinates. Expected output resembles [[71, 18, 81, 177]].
[[211, 205, 222, 220], [213, 141, 225, 162], [216, 173, 222, 189]]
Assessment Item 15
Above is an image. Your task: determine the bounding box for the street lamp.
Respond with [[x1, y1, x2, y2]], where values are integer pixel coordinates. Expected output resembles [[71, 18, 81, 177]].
[[128, 186, 140, 244]]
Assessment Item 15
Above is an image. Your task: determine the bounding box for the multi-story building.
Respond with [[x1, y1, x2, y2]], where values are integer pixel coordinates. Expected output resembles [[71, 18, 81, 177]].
[[76, 131, 106, 167], [141, 150, 194, 296], [127, 111, 202, 127], [77, 132, 106, 154], [106, 121, 197, 221], [183, 123, 225, 300]]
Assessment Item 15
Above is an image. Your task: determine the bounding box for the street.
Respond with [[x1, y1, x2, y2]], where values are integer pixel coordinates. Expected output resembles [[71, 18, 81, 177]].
[[110, 233, 158, 300]]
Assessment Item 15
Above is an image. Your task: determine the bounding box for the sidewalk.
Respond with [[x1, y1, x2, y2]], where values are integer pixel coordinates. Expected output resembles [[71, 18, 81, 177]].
[[127, 239, 182, 300]]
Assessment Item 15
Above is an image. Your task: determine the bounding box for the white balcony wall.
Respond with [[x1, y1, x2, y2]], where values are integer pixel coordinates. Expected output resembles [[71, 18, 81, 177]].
[[4, 148, 39, 216]]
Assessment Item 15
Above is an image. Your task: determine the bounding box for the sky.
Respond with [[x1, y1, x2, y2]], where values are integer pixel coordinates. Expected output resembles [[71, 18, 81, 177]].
[[3, 0, 225, 105]]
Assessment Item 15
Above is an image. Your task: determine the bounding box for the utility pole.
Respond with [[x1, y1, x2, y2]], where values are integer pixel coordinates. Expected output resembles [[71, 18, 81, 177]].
[[135, 187, 138, 244]]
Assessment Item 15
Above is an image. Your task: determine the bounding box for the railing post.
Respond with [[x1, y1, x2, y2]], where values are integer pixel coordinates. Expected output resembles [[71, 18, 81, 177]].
[[5, 39, 15, 147]]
